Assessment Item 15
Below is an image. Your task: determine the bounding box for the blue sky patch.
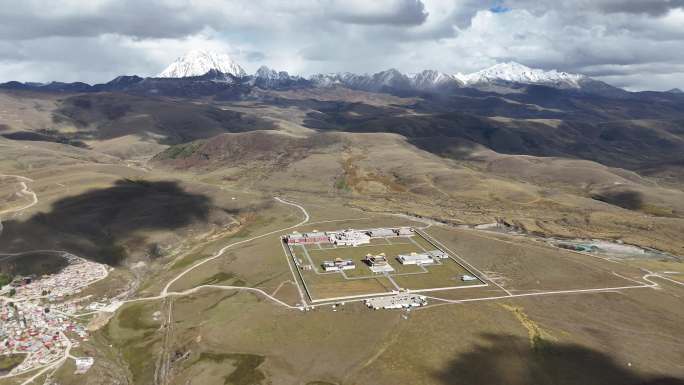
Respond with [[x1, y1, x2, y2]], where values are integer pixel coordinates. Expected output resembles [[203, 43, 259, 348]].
[[490, 2, 511, 13]]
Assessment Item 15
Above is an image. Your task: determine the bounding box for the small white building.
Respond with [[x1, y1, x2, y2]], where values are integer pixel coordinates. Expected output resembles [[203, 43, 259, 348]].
[[74, 357, 94, 374], [322, 259, 356, 272], [364, 254, 395, 273], [461, 275, 478, 282], [367, 228, 396, 238], [397, 253, 435, 265]]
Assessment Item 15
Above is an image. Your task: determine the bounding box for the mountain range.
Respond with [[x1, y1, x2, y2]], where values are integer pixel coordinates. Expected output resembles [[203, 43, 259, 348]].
[[0, 49, 642, 98]]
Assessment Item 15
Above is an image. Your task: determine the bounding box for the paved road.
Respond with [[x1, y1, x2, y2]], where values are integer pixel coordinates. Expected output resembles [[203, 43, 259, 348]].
[[417, 272, 684, 310], [421, 272, 659, 306]]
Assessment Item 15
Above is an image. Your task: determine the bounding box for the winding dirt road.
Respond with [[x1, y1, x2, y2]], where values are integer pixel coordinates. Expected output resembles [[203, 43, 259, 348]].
[[0, 174, 38, 237], [161, 197, 309, 297]]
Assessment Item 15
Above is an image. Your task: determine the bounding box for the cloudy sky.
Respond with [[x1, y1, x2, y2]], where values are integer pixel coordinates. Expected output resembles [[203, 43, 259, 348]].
[[1, 0, 683, 91]]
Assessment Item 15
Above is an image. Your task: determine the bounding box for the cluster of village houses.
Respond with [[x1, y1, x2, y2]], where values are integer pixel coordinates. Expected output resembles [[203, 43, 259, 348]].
[[0, 254, 105, 376], [0, 300, 87, 375], [286, 227, 452, 273], [4, 254, 108, 301]]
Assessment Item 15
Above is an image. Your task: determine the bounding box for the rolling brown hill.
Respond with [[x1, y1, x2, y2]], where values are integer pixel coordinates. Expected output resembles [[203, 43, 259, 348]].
[[2, 84, 684, 255], [153, 128, 684, 255]]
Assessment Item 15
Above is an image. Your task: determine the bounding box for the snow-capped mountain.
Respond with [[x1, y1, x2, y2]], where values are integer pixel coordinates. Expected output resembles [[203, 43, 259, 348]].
[[255, 66, 281, 80], [310, 72, 364, 88], [153, 51, 603, 94], [409, 70, 462, 91], [310, 69, 460, 93], [158, 50, 246, 78], [2, 55, 628, 98], [455, 62, 585, 88], [373, 69, 412, 89], [311, 63, 588, 93], [250, 66, 308, 89], [308, 62, 619, 95]]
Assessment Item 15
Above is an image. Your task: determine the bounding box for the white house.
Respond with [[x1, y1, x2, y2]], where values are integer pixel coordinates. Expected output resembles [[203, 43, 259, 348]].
[[74, 357, 95, 374], [367, 228, 396, 238], [322, 259, 355, 272], [364, 254, 395, 273]]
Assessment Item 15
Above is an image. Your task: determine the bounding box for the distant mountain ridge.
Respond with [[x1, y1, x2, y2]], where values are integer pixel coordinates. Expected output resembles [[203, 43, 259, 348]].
[[455, 62, 584, 87], [309, 69, 460, 94], [1, 50, 680, 99], [307, 66, 627, 97], [250, 66, 309, 89], [150, 51, 633, 97]]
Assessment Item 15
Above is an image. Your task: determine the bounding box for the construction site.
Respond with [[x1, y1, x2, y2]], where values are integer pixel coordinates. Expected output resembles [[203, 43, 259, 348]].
[[282, 227, 486, 304]]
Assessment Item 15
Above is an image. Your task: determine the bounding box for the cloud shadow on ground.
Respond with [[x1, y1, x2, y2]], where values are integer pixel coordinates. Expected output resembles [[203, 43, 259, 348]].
[[434, 333, 683, 385], [0, 179, 212, 265]]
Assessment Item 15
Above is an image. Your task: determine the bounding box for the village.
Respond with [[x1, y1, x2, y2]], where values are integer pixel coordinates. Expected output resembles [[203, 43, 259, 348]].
[[0, 300, 76, 374], [4, 253, 109, 301], [0, 253, 109, 377]]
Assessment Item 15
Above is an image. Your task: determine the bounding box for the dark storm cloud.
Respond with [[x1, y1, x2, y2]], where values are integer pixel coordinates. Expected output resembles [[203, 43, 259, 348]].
[[327, 0, 429, 26], [502, 0, 684, 19], [592, 0, 684, 15], [0, 0, 431, 40], [0, 1, 223, 40]]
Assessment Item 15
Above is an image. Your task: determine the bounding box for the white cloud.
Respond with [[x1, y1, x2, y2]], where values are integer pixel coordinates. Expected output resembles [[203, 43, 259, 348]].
[[0, 0, 683, 90]]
